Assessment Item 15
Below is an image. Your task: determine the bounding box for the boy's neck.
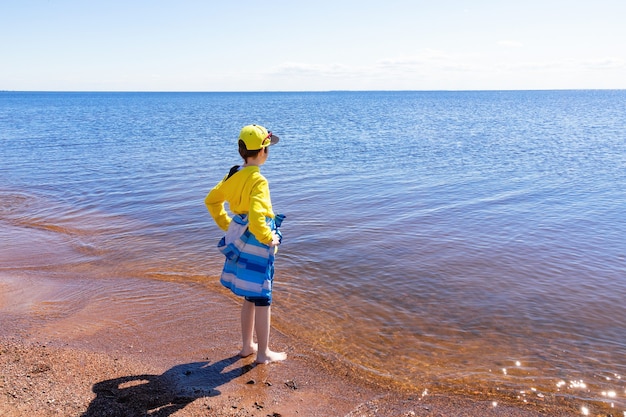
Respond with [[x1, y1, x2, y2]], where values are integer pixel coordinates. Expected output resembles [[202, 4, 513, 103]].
[[243, 152, 266, 167]]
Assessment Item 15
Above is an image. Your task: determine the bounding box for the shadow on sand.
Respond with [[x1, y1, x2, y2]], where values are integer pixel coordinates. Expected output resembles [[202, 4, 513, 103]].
[[81, 355, 253, 417]]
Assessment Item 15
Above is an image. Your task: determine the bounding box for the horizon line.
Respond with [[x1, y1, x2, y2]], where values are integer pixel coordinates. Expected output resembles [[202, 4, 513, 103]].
[[2, 88, 625, 94]]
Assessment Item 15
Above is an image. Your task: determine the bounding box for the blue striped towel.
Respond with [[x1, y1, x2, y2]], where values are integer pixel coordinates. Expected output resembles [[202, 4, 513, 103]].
[[217, 214, 284, 298]]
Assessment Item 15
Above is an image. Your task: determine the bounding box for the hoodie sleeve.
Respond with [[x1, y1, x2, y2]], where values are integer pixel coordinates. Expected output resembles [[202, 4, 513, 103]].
[[247, 176, 274, 245], [205, 180, 232, 232]]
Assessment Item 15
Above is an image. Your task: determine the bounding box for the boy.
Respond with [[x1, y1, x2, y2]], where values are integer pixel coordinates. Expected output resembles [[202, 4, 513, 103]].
[[205, 124, 287, 364]]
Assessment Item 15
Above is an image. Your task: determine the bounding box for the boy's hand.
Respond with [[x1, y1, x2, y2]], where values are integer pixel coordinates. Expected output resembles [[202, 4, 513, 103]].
[[269, 231, 281, 247]]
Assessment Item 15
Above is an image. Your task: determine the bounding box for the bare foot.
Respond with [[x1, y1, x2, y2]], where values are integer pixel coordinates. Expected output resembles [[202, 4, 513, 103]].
[[239, 343, 258, 358], [255, 350, 287, 364]]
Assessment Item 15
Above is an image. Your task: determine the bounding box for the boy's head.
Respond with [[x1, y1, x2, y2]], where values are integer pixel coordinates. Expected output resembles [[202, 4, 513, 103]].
[[238, 124, 279, 161]]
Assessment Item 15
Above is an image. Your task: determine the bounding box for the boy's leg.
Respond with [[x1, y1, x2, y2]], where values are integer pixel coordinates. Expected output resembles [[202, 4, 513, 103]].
[[254, 305, 287, 364], [239, 300, 257, 357]]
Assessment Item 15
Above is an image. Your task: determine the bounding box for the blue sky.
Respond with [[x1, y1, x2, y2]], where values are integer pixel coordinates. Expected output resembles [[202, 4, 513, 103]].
[[2, 0, 625, 91]]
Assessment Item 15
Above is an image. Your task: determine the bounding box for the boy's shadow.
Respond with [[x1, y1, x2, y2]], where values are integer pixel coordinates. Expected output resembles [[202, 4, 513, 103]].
[[81, 355, 253, 417]]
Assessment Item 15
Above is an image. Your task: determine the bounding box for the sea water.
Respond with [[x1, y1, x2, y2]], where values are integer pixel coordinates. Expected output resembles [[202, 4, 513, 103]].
[[1, 90, 625, 412]]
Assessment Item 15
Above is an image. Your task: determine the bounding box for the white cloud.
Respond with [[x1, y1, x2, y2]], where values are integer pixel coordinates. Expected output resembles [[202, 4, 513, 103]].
[[496, 57, 626, 73], [498, 40, 524, 48], [581, 58, 625, 70], [269, 62, 356, 78], [375, 50, 485, 74]]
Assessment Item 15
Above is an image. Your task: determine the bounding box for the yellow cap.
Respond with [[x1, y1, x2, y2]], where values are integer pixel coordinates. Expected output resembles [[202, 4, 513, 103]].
[[239, 124, 279, 150]]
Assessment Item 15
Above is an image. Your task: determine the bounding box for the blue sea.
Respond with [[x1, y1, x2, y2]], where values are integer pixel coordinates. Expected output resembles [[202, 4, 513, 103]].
[[1, 90, 625, 413]]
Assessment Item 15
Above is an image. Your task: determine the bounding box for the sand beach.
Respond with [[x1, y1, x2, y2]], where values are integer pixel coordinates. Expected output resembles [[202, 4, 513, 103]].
[[0, 272, 583, 417]]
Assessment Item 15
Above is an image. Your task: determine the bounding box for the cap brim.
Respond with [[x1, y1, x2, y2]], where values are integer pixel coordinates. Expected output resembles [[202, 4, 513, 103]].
[[269, 134, 279, 145]]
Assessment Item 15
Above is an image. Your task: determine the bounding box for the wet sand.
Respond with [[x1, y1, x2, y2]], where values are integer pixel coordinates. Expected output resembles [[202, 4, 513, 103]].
[[0, 225, 584, 416], [0, 272, 584, 417]]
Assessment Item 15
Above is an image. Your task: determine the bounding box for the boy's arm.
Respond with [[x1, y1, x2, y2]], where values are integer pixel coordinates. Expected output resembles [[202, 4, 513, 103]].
[[205, 185, 231, 231], [247, 179, 274, 245]]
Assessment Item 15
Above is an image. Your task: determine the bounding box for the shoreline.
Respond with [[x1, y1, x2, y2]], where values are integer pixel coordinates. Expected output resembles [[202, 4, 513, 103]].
[[0, 273, 585, 416]]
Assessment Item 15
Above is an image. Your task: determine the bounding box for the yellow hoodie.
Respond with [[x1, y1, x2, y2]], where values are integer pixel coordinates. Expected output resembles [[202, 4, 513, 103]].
[[205, 165, 275, 245]]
